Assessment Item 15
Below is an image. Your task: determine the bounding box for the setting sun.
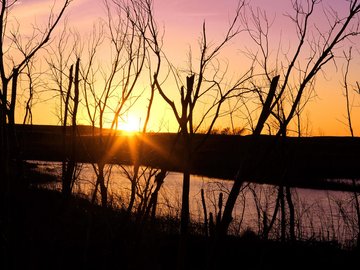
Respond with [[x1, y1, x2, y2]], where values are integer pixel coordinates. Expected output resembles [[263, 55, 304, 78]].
[[118, 115, 141, 133]]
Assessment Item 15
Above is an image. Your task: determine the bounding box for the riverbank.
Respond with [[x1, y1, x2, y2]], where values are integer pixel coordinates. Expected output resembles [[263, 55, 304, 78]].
[[1, 185, 359, 269]]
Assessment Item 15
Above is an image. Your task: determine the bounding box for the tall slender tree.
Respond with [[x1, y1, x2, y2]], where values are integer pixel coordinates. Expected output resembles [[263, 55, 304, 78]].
[[0, 0, 71, 192], [0, 1, 71, 267]]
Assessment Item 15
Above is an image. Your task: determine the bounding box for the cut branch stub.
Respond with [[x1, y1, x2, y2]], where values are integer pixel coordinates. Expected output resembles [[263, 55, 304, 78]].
[[254, 75, 280, 135]]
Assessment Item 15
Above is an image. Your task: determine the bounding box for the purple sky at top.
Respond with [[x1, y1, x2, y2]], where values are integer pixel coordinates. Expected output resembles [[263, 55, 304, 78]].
[[15, 0, 353, 39], [52, 0, 353, 48]]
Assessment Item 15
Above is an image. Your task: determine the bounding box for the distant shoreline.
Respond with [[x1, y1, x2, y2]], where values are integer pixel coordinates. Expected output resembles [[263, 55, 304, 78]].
[[15, 124, 360, 192]]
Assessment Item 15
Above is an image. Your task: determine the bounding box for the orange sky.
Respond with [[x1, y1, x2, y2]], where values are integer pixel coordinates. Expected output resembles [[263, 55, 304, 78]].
[[11, 0, 360, 136]]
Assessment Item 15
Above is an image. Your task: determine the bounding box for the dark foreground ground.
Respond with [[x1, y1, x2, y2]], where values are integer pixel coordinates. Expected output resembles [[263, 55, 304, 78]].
[[1, 172, 359, 270]]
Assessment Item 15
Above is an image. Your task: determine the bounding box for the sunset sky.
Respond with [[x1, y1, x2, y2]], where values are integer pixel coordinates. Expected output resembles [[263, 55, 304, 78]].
[[11, 0, 360, 136]]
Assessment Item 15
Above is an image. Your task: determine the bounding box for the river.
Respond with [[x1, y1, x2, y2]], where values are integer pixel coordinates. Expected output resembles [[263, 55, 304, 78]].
[[29, 160, 359, 248]]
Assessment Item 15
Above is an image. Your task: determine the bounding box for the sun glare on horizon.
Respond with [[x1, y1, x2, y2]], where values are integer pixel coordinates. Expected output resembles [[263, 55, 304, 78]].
[[118, 115, 141, 134]]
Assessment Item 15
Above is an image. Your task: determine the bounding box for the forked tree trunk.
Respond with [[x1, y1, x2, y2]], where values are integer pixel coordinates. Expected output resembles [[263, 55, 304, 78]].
[[143, 169, 167, 223]]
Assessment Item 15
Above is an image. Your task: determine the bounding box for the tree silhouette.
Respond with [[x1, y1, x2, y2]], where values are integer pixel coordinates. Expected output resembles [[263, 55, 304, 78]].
[[218, 0, 360, 238], [0, 0, 71, 193], [0, 1, 71, 268]]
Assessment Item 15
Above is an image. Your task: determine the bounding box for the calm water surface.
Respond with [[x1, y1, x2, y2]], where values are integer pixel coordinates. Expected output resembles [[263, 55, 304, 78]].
[[30, 160, 359, 247]]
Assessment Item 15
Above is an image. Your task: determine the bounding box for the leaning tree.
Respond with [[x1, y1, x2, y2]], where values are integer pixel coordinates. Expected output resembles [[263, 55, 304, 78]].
[[217, 0, 360, 240]]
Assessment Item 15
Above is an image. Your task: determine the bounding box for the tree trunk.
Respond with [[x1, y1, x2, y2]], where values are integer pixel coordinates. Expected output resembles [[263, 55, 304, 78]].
[[98, 163, 107, 207], [62, 64, 73, 198], [279, 186, 286, 242], [180, 170, 191, 235], [127, 164, 139, 213], [352, 179, 360, 248], [144, 169, 166, 223], [178, 141, 191, 270], [218, 76, 280, 237], [61, 59, 80, 198], [263, 188, 281, 240], [217, 175, 242, 237], [286, 186, 295, 241], [200, 188, 208, 237]]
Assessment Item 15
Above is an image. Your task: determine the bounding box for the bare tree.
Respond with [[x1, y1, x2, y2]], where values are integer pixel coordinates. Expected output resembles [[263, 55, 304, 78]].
[[47, 0, 167, 212], [0, 0, 71, 191], [0, 1, 71, 267], [46, 21, 86, 198], [107, 0, 174, 218], [342, 46, 360, 247], [22, 58, 41, 125], [132, 2, 255, 268], [62, 0, 152, 207], [342, 47, 356, 137], [61, 58, 80, 198], [149, 0, 254, 236], [217, 0, 360, 238]]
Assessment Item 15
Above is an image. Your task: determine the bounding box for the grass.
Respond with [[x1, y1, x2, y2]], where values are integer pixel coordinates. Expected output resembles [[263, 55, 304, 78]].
[[1, 167, 359, 270]]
